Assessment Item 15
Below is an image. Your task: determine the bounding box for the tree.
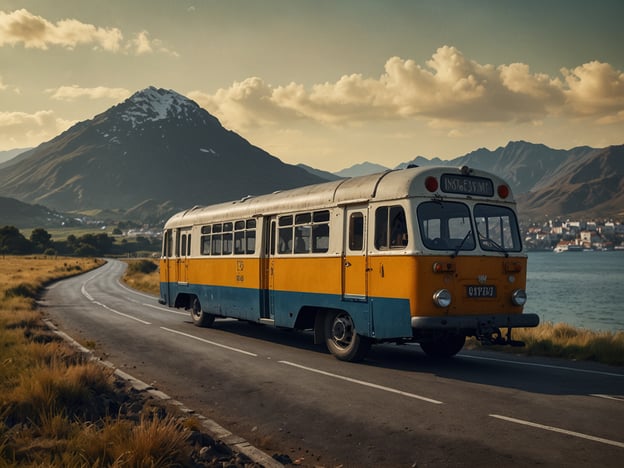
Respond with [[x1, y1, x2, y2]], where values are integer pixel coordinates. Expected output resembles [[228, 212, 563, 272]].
[[30, 228, 52, 253], [0, 226, 32, 254]]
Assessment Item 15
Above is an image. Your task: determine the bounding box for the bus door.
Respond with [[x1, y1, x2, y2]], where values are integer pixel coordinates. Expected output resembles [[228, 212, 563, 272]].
[[342, 205, 368, 301], [177, 227, 192, 285], [162, 229, 173, 303], [259, 217, 276, 320]]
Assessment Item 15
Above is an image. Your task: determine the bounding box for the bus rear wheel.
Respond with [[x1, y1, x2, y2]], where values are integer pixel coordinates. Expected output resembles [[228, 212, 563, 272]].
[[191, 297, 215, 328], [324, 311, 371, 362], [420, 334, 465, 358]]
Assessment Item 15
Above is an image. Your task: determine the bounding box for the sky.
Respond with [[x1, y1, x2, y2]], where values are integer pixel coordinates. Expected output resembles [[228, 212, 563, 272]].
[[1, 0, 623, 172]]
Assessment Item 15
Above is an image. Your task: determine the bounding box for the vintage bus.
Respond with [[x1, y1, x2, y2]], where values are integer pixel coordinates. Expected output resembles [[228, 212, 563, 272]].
[[159, 165, 539, 361]]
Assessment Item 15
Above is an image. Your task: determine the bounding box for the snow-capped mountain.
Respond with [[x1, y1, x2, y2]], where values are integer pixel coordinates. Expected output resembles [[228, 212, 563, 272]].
[[0, 87, 324, 217]]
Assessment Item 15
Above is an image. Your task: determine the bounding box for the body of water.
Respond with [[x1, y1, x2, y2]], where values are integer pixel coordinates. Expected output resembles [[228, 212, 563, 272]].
[[526, 250, 624, 332]]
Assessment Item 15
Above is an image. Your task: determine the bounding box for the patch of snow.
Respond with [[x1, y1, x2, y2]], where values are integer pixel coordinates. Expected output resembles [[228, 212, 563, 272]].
[[119, 86, 199, 128]]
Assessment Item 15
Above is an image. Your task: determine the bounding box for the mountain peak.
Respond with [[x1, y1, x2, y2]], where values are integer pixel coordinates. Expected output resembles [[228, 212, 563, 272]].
[[115, 86, 205, 128]]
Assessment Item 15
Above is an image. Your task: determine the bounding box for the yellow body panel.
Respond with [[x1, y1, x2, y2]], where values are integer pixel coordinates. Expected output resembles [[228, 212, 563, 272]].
[[161, 254, 526, 318]]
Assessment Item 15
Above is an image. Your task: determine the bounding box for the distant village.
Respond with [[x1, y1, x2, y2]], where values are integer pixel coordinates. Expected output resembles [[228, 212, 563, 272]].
[[523, 218, 624, 251]]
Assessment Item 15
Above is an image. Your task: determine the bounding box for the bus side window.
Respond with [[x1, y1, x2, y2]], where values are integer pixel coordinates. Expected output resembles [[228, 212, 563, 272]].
[[278, 215, 293, 254], [349, 213, 364, 251], [163, 229, 173, 257], [200, 225, 211, 255], [390, 206, 407, 248], [375, 206, 407, 249], [375, 207, 388, 249]]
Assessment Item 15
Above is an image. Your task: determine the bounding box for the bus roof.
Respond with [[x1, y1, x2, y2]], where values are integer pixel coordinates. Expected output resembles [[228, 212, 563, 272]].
[[164, 165, 515, 228]]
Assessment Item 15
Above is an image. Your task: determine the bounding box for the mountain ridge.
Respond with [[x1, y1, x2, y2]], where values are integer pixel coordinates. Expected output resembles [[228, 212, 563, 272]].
[[0, 87, 621, 221]]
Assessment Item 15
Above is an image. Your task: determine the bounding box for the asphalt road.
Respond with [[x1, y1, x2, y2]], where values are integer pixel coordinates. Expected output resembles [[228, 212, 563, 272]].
[[42, 259, 624, 467]]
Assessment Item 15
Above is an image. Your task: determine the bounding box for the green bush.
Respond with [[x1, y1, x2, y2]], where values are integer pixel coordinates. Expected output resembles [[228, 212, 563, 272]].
[[128, 259, 158, 275]]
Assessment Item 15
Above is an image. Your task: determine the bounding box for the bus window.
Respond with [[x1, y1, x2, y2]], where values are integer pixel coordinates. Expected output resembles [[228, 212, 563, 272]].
[[163, 229, 173, 257], [278, 215, 293, 254], [200, 225, 211, 255], [375, 206, 407, 250], [211, 223, 222, 255], [234, 221, 245, 254], [417, 201, 474, 251], [312, 211, 330, 253], [349, 213, 364, 251], [294, 225, 311, 253], [474, 204, 522, 252], [312, 224, 329, 253], [181, 234, 187, 256]]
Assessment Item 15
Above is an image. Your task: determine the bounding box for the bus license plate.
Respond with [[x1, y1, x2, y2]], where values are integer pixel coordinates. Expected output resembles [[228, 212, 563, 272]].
[[466, 285, 497, 298]]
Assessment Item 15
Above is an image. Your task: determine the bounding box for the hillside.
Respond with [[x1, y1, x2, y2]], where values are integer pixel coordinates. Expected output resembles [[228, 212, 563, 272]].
[[516, 145, 624, 218], [0, 87, 324, 216], [0, 197, 64, 228]]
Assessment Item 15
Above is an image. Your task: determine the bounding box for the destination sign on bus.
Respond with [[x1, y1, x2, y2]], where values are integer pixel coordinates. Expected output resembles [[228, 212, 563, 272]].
[[440, 174, 494, 197]]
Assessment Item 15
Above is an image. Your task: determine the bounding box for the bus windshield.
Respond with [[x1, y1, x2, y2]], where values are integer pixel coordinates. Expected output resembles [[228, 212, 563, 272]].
[[417, 201, 475, 251], [474, 204, 522, 252], [417, 201, 522, 253]]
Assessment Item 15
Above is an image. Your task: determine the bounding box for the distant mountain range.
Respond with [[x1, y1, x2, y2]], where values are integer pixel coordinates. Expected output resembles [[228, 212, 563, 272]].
[[396, 142, 624, 218], [0, 86, 622, 227], [0, 147, 32, 167]]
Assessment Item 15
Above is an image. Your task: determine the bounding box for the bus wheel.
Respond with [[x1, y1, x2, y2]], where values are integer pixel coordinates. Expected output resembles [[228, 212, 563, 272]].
[[325, 311, 371, 362], [420, 334, 465, 358], [191, 297, 215, 328]]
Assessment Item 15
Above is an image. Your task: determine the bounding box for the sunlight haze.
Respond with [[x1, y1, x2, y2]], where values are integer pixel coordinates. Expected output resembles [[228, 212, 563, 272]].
[[1, 0, 622, 171]]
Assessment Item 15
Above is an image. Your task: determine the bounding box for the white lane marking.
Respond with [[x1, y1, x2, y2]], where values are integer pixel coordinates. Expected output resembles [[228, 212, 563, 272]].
[[160, 327, 258, 357], [490, 414, 624, 449], [81, 280, 151, 325], [279, 360, 443, 405], [591, 394, 624, 402], [461, 354, 624, 378], [81, 284, 93, 301], [93, 301, 152, 325]]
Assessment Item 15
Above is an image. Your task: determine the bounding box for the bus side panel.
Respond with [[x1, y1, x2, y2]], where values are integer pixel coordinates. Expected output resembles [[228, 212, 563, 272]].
[[366, 255, 418, 338], [270, 255, 413, 339]]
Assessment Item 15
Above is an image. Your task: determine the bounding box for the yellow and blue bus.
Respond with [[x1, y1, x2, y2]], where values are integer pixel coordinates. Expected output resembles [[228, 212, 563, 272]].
[[159, 165, 538, 361]]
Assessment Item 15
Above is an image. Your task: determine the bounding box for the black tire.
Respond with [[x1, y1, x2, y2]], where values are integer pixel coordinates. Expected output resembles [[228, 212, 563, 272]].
[[420, 334, 465, 358], [324, 310, 372, 362], [190, 297, 215, 328]]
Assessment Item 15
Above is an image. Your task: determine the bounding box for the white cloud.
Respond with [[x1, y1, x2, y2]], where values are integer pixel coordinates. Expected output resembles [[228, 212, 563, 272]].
[[0, 110, 73, 149], [562, 61, 624, 118], [46, 85, 131, 101], [0, 9, 177, 56], [190, 46, 624, 131], [0, 9, 122, 51]]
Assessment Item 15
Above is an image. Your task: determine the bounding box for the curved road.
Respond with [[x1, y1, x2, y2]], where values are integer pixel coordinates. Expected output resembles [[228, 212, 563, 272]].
[[43, 260, 624, 467]]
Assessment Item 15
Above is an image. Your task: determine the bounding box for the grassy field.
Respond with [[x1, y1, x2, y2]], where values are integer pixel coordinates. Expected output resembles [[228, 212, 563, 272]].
[[125, 259, 624, 366], [0, 256, 242, 466]]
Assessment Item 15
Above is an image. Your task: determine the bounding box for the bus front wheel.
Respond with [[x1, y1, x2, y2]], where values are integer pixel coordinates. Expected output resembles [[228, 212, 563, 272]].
[[324, 311, 371, 362], [419, 334, 465, 358], [191, 297, 215, 328]]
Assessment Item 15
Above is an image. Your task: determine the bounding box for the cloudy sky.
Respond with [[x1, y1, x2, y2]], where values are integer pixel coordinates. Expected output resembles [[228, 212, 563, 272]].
[[1, 0, 623, 171]]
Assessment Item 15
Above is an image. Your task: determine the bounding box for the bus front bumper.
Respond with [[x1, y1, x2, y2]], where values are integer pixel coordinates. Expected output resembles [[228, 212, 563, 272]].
[[411, 313, 539, 331]]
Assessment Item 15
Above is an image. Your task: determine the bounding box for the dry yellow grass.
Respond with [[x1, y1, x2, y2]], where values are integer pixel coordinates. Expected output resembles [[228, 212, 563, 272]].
[[0, 256, 199, 466], [122, 259, 160, 295]]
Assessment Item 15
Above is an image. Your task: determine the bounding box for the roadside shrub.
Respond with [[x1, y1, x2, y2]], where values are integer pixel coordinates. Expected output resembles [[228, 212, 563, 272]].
[[127, 259, 158, 275], [4, 283, 38, 299]]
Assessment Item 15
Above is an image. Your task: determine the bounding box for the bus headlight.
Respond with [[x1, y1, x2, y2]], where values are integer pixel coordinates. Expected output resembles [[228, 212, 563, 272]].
[[512, 289, 527, 306], [433, 289, 452, 308]]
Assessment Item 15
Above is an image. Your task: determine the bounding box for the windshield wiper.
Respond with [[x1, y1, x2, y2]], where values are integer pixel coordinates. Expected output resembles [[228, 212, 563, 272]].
[[479, 234, 509, 257], [451, 231, 473, 258]]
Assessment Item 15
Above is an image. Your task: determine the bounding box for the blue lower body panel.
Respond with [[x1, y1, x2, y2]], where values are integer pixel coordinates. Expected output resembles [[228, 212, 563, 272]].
[[160, 282, 413, 339]]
